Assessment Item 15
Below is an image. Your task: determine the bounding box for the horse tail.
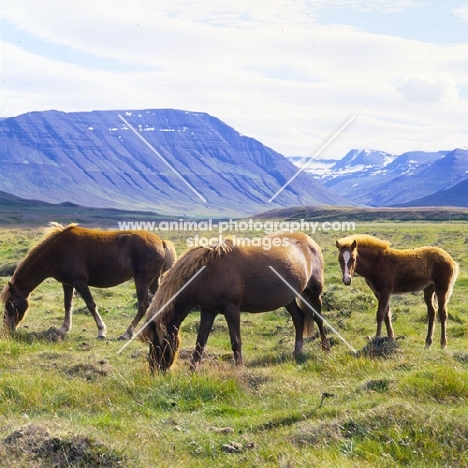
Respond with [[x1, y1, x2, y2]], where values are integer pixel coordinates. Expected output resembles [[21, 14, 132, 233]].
[[303, 306, 315, 338], [297, 237, 325, 338], [447, 261, 459, 302], [297, 292, 316, 338], [162, 240, 177, 273]]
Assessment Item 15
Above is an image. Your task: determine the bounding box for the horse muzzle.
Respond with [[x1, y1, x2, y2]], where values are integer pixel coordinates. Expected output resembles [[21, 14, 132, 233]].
[[342, 276, 352, 286], [3, 314, 17, 333]]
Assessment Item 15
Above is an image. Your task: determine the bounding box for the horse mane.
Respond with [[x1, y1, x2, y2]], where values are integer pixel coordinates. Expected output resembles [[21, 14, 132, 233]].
[[21, 222, 78, 266], [338, 234, 391, 250], [0, 281, 12, 304], [0, 222, 78, 304], [146, 238, 237, 339]]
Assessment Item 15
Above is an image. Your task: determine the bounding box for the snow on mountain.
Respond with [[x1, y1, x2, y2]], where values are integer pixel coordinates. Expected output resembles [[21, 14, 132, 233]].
[[284, 156, 337, 177], [330, 149, 396, 173]]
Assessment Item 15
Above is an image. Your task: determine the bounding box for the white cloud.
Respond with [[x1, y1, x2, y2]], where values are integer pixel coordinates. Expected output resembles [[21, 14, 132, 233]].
[[0, 1, 467, 157], [324, 0, 422, 14], [399, 74, 460, 104], [453, 4, 468, 21]]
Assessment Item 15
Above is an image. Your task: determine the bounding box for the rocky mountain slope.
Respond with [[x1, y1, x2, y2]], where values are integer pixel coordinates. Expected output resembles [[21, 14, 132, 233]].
[[0, 109, 349, 217]]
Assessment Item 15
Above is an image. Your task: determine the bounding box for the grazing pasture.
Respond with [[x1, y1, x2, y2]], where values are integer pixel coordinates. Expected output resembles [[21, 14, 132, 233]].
[[0, 222, 467, 467]]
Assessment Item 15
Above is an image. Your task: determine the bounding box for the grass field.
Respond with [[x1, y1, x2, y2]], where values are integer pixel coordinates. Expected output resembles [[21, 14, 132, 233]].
[[0, 221, 467, 467]]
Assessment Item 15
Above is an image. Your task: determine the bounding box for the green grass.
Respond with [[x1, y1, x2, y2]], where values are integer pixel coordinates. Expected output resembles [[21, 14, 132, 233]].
[[0, 221, 467, 467]]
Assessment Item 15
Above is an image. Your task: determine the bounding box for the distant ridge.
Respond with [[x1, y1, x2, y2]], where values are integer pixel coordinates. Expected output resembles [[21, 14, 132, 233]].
[[0, 189, 170, 227], [288, 148, 468, 207], [398, 177, 468, 207]]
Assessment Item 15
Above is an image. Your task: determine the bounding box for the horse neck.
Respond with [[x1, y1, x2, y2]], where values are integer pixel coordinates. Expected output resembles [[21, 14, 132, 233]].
[[160, 295, 194, 335], [355, 247, 383, 277], [12, 250, 52, 295]]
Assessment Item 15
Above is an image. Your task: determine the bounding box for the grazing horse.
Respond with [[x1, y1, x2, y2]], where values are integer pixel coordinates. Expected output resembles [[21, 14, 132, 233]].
[[1, 223, 176, 340], [335, 234, 459, 348], [141, 231, 329, 372]]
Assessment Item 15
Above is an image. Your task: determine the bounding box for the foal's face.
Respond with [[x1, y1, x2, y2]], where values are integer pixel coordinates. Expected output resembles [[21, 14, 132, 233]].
[[336, 241, 357, 286], [3, 293, 30, 331]]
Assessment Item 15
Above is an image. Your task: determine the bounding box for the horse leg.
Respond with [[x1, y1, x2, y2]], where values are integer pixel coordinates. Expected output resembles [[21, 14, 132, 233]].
[[383, 303, 394, 338], [190, 309, 217, 371], [74, 282, 107, 339], [303, 289, 330, 352], [423, 284, 436, 348], [58, 284, 74, 334], [285, 301, 306, 357], [375, 290, 392, 338], [223, 304, 243, 365], [118, 279, 150, 341], [434, 284, 449, 349]]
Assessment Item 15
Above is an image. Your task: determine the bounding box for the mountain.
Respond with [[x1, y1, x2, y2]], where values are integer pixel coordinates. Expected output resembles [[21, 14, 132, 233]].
[[291, 148, 468, 207], [398, 177, 468, 207], [330, 149, 396, 173], [0, 109, 349, 217], [378, 149, 468, 206], [322, 150, 453, 205]]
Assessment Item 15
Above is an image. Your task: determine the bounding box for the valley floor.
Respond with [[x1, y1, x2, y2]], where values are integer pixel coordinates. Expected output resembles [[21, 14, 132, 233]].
[[0, 221, 467, 467]]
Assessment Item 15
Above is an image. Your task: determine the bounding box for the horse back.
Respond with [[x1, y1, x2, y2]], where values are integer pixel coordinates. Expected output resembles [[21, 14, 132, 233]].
[[191, 232, 323, 312], [386, 246, 456, 293], [50, 227, 167, 286]]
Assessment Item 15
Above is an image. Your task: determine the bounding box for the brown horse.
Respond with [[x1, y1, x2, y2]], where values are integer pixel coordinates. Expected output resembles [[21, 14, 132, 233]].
[[336, 234, 459, 348], [1, 223, 176, 340], [141, 231, 329, 371]]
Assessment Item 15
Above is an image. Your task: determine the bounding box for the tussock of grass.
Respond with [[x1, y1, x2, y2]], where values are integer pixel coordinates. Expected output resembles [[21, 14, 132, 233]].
[[357, 336, 402, 358], [1, 424, 126, 467], [0, 262, 17, 277]]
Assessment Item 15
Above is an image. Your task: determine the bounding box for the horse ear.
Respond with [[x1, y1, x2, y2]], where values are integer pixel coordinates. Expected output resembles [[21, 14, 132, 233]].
[[335, 240, 341, 249], [351, 240, 357, 250]]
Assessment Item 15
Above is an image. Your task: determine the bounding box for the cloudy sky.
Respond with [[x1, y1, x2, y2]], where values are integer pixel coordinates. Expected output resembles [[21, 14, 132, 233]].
[[1, 1, 467, 158]]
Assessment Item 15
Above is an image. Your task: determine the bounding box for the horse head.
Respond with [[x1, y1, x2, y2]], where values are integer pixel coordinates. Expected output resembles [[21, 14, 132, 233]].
[[2, 282, 30, 332], [144, 320, 180, 372], [336, 239, 357, 286]]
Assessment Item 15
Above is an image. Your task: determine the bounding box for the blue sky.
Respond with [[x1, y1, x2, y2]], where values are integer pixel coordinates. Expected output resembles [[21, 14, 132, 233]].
[[0, 1, 467, 158]]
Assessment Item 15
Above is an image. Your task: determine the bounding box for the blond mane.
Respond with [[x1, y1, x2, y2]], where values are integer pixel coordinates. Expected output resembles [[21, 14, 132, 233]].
[[337, 234, 391, 250], [0, 222, 78, 304], [21, 222, 78, 266], [146, 238, 237, 338]]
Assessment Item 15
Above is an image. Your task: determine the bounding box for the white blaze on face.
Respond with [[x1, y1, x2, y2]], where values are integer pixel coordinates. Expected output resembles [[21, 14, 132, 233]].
[[342, 250, 351, 284]]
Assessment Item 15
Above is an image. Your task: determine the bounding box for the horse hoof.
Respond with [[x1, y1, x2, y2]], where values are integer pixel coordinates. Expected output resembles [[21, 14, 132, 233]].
[[96, 335, 106, 340], [117, 334, 131, 341]]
